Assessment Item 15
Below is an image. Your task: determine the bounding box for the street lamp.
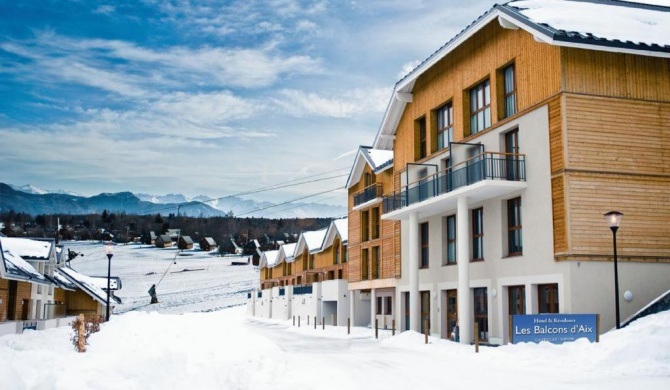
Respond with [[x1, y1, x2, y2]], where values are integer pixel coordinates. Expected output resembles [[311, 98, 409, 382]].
[[105, 242, 114, 322], [604, 211, 623, 329]]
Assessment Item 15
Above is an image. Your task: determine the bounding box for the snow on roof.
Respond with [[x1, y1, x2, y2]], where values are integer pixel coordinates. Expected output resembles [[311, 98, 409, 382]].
[[57, 267, 118, 305], [302, 228, 328, 254], [52, 271, 76, 290], [1, 247, 49, 283], [281, 243, 297, 263], [333, 218, 348, 244], [0, 237, 52, 260], [346, 146, 394, 188], [262, 250, 281, 268], [507, 0, 670, 48]]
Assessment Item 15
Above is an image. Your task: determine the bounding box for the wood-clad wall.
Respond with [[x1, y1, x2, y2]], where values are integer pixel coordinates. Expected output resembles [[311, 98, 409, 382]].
[[394, 21, 562, 170], [562, 48, 670, 101], [558, 94, 670, 261], [65, 289, 101, 319], [347, 165, 398, 283], [0, 279, 8, 322]]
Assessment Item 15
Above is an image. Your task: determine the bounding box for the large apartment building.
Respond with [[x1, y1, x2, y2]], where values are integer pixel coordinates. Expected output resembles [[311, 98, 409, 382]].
[[348, 0, 670, 344], [250, 0, 669, 344]]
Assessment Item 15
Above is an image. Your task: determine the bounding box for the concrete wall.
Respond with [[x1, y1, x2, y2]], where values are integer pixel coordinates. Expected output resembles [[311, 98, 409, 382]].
[[349, 289, 372, 327], [321, 279, 349, 326]]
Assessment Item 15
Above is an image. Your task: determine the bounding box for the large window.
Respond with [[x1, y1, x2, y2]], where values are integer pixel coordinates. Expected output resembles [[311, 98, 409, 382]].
[[361, 210, 369, 242], [474, 287, 488, 341], [503, 64, 516, 118], [420, 222, 429, 268], [376, 296, 383, 315], [471, 208, 484, 260], [505, 129, 520, 180], [538, 284, 559, 313], [507, 197, 523, 256], [470, 79, 491, 135], [436, 102, 454, 151], [371, 207, 380, 240], [372, 246, 380, 279], [416, 117, 427, 159], [444, 215, 456, 265], [384, 296, 392, 315], [334, 239, 341, 265], [361, 249, 369, 280], [508, 285, 525, 315]]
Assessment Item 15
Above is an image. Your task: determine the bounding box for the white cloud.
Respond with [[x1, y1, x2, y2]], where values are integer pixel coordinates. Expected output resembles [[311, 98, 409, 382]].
[[93, 5, 115, 15], [271, 87, 390, 118], [398, 60, 422, 79]]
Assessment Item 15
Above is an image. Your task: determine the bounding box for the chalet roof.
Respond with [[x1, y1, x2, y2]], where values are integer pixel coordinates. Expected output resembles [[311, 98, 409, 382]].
[[0, 240, 50, 284], [180, 236, 194, 244], [373, 0, 670, 150], [0, 236, 53, 260], [296, 228, 328, 255], [202, 237, 217, 245], [259, 250, 282, 269], [345, 146, 394, 189], [323, 218, 348, 248], [57, 266, 122, 305], [157, 234, 172, 242], [281, 243, 298, 263]]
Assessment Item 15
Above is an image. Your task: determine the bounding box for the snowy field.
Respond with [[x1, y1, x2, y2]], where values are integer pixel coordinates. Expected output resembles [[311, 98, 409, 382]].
[[0, 242, 668, 389], [63, 241, 257, 314]]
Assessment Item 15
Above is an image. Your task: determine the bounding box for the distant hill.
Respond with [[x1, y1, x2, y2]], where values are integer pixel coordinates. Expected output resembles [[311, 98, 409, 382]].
[[0, 183, 347, 218], [0, 183, 225, 217]]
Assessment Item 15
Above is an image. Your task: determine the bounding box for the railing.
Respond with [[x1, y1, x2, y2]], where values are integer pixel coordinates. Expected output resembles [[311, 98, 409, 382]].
[[43, 303, 67, 319], [353, 183, 382, 207], [383, 152, 526, 214], [278, 288, 285, 296], [293, 285, 313, 295]]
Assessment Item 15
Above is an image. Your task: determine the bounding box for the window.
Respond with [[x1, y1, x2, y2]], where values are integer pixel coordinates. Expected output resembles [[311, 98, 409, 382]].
[[376, 296, 383, 315], [361, 210, 369, 242], [470, 79, 491, 135], [420, 222, 429, 268], [343, 245, 348, 263], [508, 285, 525, 315], [436, 102, 454, 151], [308, 254, 315, 269], [372, 246, 380, 279], [361, 249, 369, 280], [538, 284, 559, 313], [384, 296, 392, 315], [287, 262, 292, 275], [445, 215, 456, 264], [503, 64, 516, 118], [474, 287, 489, 341], [421, 291, 430, 334], [334, 240, 340, 264], [507, 197, 523, 255], [505, 129, 520, 180], [371, 207, 380, 240], [416, 117, 427, 159], [471, 208, 484, 260]]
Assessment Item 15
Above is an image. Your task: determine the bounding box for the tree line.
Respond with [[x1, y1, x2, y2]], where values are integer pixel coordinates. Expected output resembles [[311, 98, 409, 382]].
[[0, 210, 332, 254]]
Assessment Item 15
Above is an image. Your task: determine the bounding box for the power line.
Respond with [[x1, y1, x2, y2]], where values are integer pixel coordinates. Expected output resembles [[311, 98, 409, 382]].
[[234, 187, 344, 217]]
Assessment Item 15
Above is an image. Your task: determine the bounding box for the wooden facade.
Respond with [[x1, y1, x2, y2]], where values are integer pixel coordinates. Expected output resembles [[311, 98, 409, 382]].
[[348, 163, 399, 284], [0, 279, 32, 322], [64, 289, 103, 320], [388, 18, 670, 264]]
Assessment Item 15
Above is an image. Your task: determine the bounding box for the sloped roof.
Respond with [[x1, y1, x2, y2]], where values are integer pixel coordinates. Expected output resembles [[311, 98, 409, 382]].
[[157, 234, 172, 242], [201, 237, 217, 245], [180, 236, 194, 244], [57, 266, 121, 305], [281, 243, 298, 263], [323, 218, 348, 249], [346, 146, 394, 189], [295, 228, 328, 255], [373, 0, 670, 150], [0, 237, 53, 260], [260, 250, 282, 269], [0, 244, 50, 284]]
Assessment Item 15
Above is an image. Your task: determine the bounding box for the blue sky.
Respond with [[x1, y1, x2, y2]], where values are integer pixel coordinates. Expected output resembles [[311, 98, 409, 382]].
[[0, 0, 496, 206]]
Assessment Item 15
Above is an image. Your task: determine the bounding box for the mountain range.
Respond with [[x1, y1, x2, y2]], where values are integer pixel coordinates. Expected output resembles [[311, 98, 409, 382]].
[[1, 183, 346, 219]]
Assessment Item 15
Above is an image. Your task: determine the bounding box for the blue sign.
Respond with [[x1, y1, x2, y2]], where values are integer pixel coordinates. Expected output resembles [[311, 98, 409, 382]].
[[511, 314, 598, 344]]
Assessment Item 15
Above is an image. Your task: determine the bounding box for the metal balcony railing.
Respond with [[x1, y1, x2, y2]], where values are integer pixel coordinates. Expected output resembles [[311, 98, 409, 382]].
[[353, 183, 382, 207], [383, 152, 526, 214]]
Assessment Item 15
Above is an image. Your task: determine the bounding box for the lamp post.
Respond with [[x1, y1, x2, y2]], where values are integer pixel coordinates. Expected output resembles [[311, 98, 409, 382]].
[[604, 211, 623, 329], [105, 243, 114, 322]]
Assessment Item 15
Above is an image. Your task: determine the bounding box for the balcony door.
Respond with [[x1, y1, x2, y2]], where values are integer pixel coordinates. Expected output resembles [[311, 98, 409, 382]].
[[505, 129, 519, 180], [446, 289, 458, 340], [473, 287, 488, 342]]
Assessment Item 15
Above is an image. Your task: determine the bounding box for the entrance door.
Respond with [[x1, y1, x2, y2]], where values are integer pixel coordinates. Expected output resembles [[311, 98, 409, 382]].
[[473, 287, 488, 342], [446, 289, 458, 341], [508, 285, 525, 315], [420, 291, 430, 334]]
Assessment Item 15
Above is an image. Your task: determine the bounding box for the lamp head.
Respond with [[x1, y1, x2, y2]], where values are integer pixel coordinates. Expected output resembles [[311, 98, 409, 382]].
[[105, 242, 114, 256], [604, 211, 623, 231]]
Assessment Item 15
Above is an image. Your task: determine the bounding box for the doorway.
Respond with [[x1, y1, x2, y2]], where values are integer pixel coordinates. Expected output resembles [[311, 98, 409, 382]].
[[446, 289, 458, 340]]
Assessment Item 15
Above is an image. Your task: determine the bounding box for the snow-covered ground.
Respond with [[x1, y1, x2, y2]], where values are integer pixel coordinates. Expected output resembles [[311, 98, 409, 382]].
[[0, 242, 668, 389]]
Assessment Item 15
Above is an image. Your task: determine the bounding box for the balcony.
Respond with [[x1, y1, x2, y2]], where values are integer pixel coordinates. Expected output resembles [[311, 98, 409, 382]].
[[353, 183, 382, 208], [382, 152, 527, 220]]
